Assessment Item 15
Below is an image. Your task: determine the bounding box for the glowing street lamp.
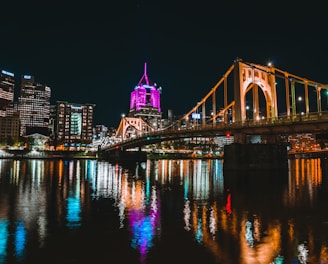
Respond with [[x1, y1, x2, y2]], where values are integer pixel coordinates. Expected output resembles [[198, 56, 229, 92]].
[[297, 96, 303, 114]]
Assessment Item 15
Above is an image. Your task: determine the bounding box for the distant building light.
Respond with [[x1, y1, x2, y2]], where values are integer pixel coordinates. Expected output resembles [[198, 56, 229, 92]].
[[1, 70, 14, 77], [143, 84, 155, 89], [23, 75, 31, 79], [192, 113, 201, 119], [71, 106, 82, 110]]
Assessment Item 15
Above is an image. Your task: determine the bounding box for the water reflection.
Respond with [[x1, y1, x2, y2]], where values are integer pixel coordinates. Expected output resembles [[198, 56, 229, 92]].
[[0, 158, 327, 263], [91, 161, 161, 263]]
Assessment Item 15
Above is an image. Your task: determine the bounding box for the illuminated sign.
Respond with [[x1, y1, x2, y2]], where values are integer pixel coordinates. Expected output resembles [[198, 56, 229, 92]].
[[192, 113, 200, 119], [1, 70, 14, 77]]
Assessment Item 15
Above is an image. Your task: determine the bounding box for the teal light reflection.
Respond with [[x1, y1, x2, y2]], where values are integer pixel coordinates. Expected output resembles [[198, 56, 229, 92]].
[[0, 220, 9, 260], [66, 196, 81, 228], [15, 221, 26, 260]]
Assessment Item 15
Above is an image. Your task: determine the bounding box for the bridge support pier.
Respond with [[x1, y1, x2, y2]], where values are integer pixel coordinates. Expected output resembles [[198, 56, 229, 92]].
[[98, 149, 147, 163], [260, 135, 282, 144], [223, 143, 288, 171], [233, 133, 247, 143]]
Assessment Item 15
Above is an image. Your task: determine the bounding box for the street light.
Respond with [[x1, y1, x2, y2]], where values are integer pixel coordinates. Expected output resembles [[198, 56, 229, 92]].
[[246, 105, 250, 120], [297, 96, 304, 115]]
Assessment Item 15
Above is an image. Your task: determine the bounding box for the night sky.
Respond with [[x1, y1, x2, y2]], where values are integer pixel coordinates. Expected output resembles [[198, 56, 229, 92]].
[[0, 1, 327, 127]]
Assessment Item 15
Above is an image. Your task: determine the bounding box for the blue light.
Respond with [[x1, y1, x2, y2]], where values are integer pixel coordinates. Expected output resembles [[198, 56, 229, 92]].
[[131, 215, 154, 254], [184, 178, 189, 200], [66, 197, 81, 228], [15, 221, 26, 260], [195, 219, 203, 244], [272, 255, 284, 264], [0, 220, 9, 259], [71, 106, 82, 110], [192, 113, 201, 119], [1, 70, 14, 77]]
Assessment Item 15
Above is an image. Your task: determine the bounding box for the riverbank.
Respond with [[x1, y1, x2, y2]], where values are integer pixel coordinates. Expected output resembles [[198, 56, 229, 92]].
[[288, 149, 328, 159], [147, 152, 224, 160], [1, 148, 328, 161], [0, 149, 98, 159]]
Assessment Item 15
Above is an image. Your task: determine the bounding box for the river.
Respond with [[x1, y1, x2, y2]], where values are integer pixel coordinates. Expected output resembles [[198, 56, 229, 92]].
[[0, 157, 327, 264]]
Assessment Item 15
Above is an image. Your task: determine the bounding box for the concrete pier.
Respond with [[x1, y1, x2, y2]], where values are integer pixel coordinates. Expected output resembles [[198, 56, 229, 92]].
[[223, 143, 288, 171], [98, 149, 147, 162]]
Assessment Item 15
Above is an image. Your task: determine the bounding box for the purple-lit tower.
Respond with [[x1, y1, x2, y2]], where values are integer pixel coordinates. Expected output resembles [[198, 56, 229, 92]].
[[129, 63, 162, 128]]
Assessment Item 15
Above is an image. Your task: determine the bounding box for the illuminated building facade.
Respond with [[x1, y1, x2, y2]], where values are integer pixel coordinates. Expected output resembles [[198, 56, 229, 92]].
[[129, 63, 162, 128], [0, 69, 15, 117], [55, 101, 95, 148], [18, 75, 51, 136]]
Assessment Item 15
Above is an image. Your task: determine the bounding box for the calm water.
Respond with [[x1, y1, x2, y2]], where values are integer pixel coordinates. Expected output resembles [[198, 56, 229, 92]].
[[0, 158, 328, 264]]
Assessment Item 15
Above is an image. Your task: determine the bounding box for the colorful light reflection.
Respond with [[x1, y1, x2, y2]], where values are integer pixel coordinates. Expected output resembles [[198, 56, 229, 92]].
[[128, 186, 160, 263], [15, 221, 26, 260], [0, 220, 8, 260]]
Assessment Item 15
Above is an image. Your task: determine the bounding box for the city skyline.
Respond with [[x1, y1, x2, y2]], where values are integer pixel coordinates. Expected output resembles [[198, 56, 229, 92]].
[[0, 1, 327, 128]]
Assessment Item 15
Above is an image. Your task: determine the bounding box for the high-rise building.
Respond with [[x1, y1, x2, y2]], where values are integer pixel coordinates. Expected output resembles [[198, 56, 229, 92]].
[[55, 101, 95, 149], [0, 69, 15, 117], [18, 75, 51, 136], [129, 63, 162, 128], [0, 112, 20, 144]]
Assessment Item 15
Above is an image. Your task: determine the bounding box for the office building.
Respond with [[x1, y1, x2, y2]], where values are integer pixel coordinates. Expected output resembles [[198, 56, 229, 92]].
[[55, 101, 95, 149], [0, 69, 15, 117], [0, 112, 20, 144], [129, 63, 162, 128], [18, 75, 51, 136]]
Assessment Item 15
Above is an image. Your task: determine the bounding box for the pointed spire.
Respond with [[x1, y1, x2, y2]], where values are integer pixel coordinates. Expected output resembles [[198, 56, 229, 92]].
[[144, 62, 149, 85], [138, 62, 150, 86]]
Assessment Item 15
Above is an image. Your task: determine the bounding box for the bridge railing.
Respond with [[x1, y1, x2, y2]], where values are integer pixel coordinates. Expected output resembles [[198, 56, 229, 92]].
[[101, 111, 328, 150], [151, 112, 328, 133]]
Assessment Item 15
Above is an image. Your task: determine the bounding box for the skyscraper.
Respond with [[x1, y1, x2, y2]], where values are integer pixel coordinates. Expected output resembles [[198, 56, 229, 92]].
[[0, 69, 15, 117], [55, 101, 95, 149], [129, 63, 162, 128], [18, 75, 51, 136]]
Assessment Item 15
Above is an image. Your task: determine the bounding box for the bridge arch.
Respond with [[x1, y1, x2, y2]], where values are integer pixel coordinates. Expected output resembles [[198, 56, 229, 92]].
[[115, 117, 155, 140], [235, 61, 278, 122]]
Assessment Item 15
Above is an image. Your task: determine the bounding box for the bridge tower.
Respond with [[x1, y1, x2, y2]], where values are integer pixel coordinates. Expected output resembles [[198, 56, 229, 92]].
[[233, 58, 278, 123], [115, 116, 154, 141]]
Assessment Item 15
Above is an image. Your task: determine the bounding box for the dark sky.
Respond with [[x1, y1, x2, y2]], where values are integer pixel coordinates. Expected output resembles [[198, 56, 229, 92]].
[[0, 0, 327, 127]]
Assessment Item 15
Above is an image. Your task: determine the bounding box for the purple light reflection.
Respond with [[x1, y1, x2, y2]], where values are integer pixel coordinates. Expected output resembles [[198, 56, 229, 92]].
[[128, 189, 161, 263]]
